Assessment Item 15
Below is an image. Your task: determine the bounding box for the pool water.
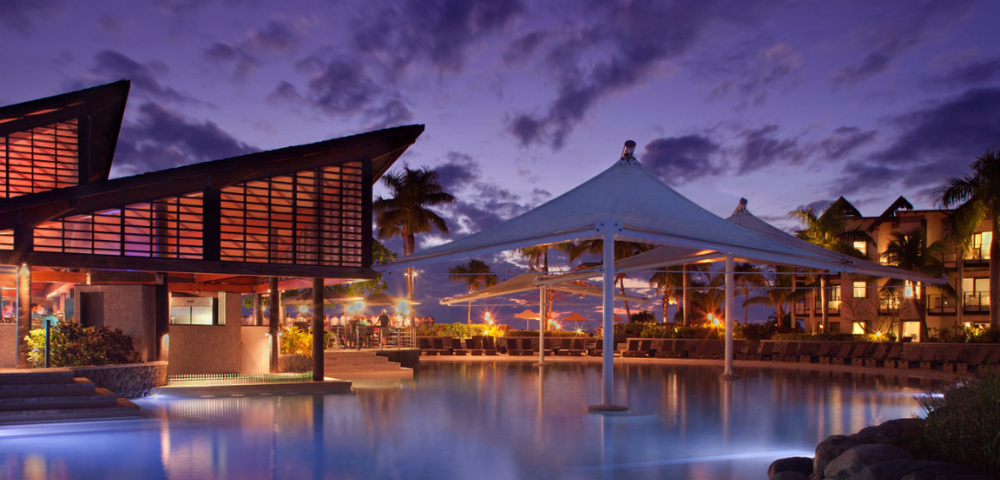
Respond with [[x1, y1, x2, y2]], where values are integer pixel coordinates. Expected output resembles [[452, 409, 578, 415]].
[[0, 362, 935, 480]]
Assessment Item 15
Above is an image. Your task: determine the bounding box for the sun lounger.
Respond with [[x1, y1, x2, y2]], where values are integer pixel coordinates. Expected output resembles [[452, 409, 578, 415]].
[[819, 343, 846, 365], [942, 345, 975, 373], [749, 341, 774, 360], [432, 337, 454, 356], [736, 340, 759, 360], [863, 343, 888, 368], [417, 337, 440, 356], [449, 338, 470, 355], [796, 342, 823, 363], [889, 344, 924, 369], [465, 337, 484, 356], [653, 339, 675, 358], [621, 338, 643, 357], [778, 342, 800, 362], [503, 337, 523, 356], [831, 343, 861, 366], [480, 336, 498, 356], [977, 346, 1000, 374], [588, 338, 603, 356], [848, 343, 873, 366], [918, 345, 948, 370], [695, 340, 723, 359], [566, 338, 586, 356]]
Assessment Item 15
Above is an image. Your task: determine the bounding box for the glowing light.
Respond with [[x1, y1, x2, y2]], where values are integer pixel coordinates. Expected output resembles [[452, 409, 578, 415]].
[[965, 322, 972, 328], [484, 312, 493, 325]]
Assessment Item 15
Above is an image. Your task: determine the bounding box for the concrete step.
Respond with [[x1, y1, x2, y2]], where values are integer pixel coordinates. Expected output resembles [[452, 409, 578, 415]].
[[324, 363, 409, 373], [0, 378, 98, 398], [0, 397, 141, 425], [324, 357, 392, 366], [0, 369, 76, 386], [0, 387, 119, 411]]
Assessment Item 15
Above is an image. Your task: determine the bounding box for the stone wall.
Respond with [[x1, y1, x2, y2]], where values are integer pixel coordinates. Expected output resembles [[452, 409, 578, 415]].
[[278, 353, 311, 373], [74, 285, 156, 362], [167, 292, 242, 376], [377, 349, 420, 369], [71, 361, 168, 399], [0, 323, 16, 368]]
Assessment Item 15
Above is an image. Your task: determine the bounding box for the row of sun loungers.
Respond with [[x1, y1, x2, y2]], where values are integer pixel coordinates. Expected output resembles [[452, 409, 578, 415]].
[[416, 337, 1000, 373]]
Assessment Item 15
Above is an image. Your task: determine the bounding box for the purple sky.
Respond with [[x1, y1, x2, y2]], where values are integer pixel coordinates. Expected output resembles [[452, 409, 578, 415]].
[[3, 0, 1000, 326]]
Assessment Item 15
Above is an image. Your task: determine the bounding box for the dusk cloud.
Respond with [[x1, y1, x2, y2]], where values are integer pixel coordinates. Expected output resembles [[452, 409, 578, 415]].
[[353, 0, 524, 73], [0, 0, 60, 36], [204, 17, 310, 80], [931, 57, 1000, 89], [507, 0, 715, 148], [708, 43, 803, 108], [737, 125, 811, 174], [113, 101, 257, 177], [642, 135, 721, 185], [832, 1, 973, 87], [76, 50, 195, 104], [819, 127, 877, 161]]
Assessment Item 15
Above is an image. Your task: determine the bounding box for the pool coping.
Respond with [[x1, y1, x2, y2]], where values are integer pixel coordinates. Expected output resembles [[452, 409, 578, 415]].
[[150, 378, 352, 397], [419, 355, 971, 382]]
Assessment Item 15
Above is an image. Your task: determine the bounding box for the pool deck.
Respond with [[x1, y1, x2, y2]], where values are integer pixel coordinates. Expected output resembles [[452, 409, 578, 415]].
[[150, 377, 353, 397], [419, 354, 971, 382]]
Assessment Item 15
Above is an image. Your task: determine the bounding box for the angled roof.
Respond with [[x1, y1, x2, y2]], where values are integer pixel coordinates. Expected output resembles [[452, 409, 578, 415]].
[[0, 124, 424, 230], [439, 273, 645, 305], [384, 151, 863, 271], [0, 80, 129, 184]]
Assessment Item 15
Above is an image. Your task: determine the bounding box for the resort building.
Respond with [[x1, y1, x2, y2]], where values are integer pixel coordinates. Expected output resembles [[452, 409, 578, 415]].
[[793, 197, 991, 341], [0, 81, 421, 374]]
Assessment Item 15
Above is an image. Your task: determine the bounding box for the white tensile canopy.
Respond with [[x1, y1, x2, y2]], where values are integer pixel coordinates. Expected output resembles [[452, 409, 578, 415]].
[[380, 142, 934, 411]]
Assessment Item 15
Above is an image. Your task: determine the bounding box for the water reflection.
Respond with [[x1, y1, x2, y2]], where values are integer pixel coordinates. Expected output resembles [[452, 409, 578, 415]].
[[0, 363, 935, 480]]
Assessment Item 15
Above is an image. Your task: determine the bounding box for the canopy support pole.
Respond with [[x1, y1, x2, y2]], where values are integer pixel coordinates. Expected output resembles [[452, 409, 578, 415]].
[[723, 254, 737, 379], [535, 285, 547, 366], [589, 228, 626, 412]]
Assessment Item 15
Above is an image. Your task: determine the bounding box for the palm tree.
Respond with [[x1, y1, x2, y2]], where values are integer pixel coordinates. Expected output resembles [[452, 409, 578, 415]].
[[938, 149, 1000, 328], [880, 228, 952, 340], [790, 198, 874, 330], [744, 266, 803, 330], [649, 268, 682, 323], [942, 210, 978, 327], [448, 259, 498, 324], [374, 166, 456, 301], [690, 273, 725, 324], [567, 240, 654, 319], [734, 263, 767, 325]]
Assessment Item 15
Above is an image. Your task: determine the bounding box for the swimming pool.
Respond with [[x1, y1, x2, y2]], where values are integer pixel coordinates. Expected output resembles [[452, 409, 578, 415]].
[[0, 361, 934, 480]]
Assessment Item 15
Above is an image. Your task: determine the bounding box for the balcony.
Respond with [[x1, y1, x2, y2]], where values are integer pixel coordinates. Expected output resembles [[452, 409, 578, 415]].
[[965, 249, 990, 266], [965, 292, 991, 314], [927, 294, 957, 315]]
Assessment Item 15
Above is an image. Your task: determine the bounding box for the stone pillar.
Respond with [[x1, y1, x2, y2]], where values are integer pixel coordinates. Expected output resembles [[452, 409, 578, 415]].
[[154, 273, 170, 361], [312, 278, 324, 381], [269, 277, 279, 373], [16, 263, 30, 368]]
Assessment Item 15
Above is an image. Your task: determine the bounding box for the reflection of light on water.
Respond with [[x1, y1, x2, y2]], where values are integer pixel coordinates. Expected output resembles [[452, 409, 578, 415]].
[[576, 450, 816, 471], [24, 455, 46, 480]]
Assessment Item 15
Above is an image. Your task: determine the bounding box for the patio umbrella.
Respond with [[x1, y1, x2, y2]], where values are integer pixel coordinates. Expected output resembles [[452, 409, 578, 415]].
[[560, 312, 590, 323], [514, 309, 539, 329]]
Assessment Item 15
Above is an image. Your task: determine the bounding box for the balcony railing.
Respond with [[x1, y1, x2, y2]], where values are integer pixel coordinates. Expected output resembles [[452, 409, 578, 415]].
[[927, 294, 957, 315], [877, 298, 899, 315], [965, 292, 991, 314], [965, 249, 990, 265]]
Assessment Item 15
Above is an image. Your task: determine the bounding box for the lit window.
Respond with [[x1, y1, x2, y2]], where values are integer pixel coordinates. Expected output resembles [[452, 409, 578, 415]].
[[969, 232, 992, 261], [852, 322, 866, 335], [853, 241, 867, 257], [853, 281, 867, 298], [169, 297, 222, 325]]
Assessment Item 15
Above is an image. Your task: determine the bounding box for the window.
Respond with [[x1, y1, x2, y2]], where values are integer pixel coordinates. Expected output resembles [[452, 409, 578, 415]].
[[962, 277, 990, 308], [169, 296, 222, 325], [969, 232, 992, 261], [852, 321, 867, 335], [853, 241, 867, 257], [853, 281, 867, 298], [828, 287, 841, 310]]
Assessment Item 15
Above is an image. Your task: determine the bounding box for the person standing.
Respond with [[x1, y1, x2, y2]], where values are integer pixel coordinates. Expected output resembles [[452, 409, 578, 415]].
[[377, 309, 390, 347]]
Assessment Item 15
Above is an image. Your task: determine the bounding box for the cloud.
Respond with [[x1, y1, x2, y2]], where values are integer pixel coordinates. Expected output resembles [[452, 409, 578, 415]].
[[70, 50, 196, 104], [353, 0, 524, 73], [642, 135, 721, 185], [931, 57, 1000, 89], [434, 152, 481, 194], [819, 127, 877, 161], [708, 43, 803, 108], [270, 55, 413, 128], [506, 0, 715, 148], [204, 17, 312, 80], [503, 31, 549, 65], [832, 1, 974, 87], [834, 87, 1000, 200], [112, 102, 257, 177], [737, 125, 811, 174], [0, 0, 60, 35]]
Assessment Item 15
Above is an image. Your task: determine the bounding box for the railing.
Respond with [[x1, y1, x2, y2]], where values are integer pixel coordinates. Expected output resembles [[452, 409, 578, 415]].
[[939, 250, 958, 267], [877, 297, 899, 315], [965, 292, 991, 313], [813, 297, 840, 315], [927, 294, 957, 315], [965, 249, 990, 265]]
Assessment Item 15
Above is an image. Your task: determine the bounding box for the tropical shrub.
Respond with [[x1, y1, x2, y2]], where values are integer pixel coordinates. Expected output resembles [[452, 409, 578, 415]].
[[415, 323, 510, 338], [26, 323, 139, 368], [280, 326, 313, 359], [919, 372, 1000, 478], [630, 311, 657, 323]]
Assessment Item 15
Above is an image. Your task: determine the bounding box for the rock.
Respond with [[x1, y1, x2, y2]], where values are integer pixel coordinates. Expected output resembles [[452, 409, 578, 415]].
[[815, 435, 864, 475], [772, 472, 809, 480], [853, 459, 959, 480], [858, 418, 927, 451], [900, 472, 994, 480], [824, 444, 912, 480], [769, 457, 814, 478]]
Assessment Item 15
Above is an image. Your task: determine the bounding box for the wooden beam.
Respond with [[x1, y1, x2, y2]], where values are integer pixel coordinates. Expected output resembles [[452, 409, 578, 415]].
[[30, 271, 88, 283], [169, 283, 256, 294]]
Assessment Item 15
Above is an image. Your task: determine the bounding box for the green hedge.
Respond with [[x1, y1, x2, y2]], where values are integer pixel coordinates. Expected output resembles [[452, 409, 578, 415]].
[[920, 372, 1000, 477], [26, 322, 139, 368], [415, 323, 511, 338]]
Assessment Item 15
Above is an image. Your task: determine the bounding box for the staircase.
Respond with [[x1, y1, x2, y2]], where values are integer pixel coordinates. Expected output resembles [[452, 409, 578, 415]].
[[0, 368, 141, 425], [324, 351, 412, 376]]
